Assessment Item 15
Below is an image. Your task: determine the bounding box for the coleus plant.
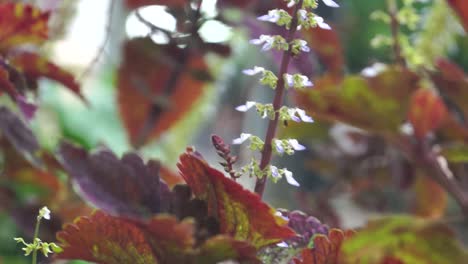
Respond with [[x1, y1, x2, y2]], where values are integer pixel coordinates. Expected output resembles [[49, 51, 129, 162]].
[[2, 0, 468, 263]]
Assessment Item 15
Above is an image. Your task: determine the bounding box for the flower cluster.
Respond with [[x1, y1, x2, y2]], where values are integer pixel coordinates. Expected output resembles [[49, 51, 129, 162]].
[[14, 207, 62, 262], [233, 0, 338, 188]]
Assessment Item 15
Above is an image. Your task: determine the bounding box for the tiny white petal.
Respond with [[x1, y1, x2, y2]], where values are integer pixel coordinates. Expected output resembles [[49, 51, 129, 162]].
[[298, 40, 311, 52], [262, 109, 268, 119], [40, 206, 51, 220], [284, 74, 294, 88], [258, 10, 280, 23], [236, 101, 256, 112], [300, 75, 313, 86], [298, 9, 307, 21], [296, 108, 314, 123], [284, 169, 300, 186], [288, 139, 306, 151], [277, 242, 289, 248], [232, 133, 252, 145], [243, 66, 265, 76], [315, 16, 332, 30], [323, 0, 339, 8], [271, 165, 280, 179], [274, 140, 285, 153], [288, 108, 301, 122], [249, 38, 264, 45], [287, 0, 295, 7]]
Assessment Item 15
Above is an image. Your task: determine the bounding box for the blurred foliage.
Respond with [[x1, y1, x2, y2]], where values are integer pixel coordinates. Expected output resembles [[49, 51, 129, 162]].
[[2, 0, 468, 263]]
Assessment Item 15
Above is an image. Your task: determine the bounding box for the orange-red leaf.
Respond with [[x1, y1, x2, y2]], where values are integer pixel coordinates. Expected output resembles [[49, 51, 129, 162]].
[[57, 211, 159, 263], [8, 51, 83, 99], [177, 148, 296, 248], [57, 211, 260, 264], [446, 0, 468, 31], [0, 3, 50, 52], [294, 229, 355, 264], [408, 88, 448, 139], [118, 38, 208, 147]]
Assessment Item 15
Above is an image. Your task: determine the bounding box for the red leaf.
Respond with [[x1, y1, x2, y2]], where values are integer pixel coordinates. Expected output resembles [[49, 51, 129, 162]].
[[177, 148, 296, 248], [57, 211, 260, 263], [57, 211, 159, 263], [408, 88, 448, 139], [446, 0, 468, 32], [118, 38, 208, 147], [294, 229, 355, 264], [0, 3, 50, 52], [8, 51, 83, 100]]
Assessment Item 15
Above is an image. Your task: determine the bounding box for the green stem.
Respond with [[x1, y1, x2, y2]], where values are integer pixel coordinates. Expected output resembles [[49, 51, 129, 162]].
[[31, 217, 41, 264], [254, 0, 304, 197]]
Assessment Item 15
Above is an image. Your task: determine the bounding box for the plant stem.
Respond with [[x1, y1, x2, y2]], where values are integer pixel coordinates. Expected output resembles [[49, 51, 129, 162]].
[[31, 217, 41, 264], [387, 0, 406, 67], [254, 0, 304, 197], [393, 136, 468, 216]]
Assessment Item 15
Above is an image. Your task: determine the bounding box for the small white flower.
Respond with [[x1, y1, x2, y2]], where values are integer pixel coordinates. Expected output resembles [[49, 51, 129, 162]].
[[274, 140, 285, 154], [287, 0, 296, 7], [297, 39, 311, 52], [288, 139, 306, 151], [39, 206, 51, 220], [322, 0, 339, 8], [361, 63, 387, 77], [283, 169, 300, 186], [287, 108, 302, 122], [314, 16, 331, 30], [236, 101, 256, 112], [296, 108, 314, 123], [284, 74, 313, 88], [232, 133, 252, 145], [299, 75, 313, 86], [270, 165, 281, 179], [298, 9, 307, 21], [258, 9, 281, 23], [243, 66, 265, 76], [284, 74, 294, 88], [277, 242, 289, 248], [250, 35, 275, 51]]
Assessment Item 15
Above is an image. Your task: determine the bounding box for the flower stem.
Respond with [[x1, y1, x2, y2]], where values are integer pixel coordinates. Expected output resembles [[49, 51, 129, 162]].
[[254, 0, 304, 197], [31, 217, 41, 264], [387, 0, 406, 67]]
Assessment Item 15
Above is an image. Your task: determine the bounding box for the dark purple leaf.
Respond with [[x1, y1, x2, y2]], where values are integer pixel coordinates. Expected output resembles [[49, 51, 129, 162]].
[[0, 106, 40, 165], [58, 142, 172, 218]]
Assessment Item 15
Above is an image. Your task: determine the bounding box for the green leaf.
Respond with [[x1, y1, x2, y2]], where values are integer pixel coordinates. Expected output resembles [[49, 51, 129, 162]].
[[340, 215, 468, 264]]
